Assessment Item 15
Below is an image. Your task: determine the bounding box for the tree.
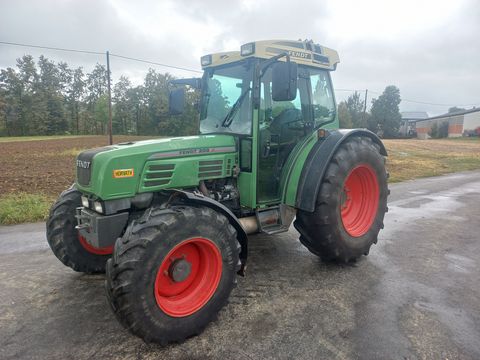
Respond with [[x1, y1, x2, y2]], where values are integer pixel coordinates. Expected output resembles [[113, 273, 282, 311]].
[[67, 67, 85, 134], [37, 56, 67, 134], [369, 85, 402, 138], [448, 106, 466, 114], [85, 64, 108, 134], [113, 76, 133, 134], [346, 91, 365, 128], [0, 63, 29, 135], [337, 101, 353, 128], [95, 94, 109, 132]]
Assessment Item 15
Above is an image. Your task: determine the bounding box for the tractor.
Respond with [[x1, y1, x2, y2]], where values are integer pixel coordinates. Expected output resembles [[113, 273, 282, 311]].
[[46, 39, 388, 344]]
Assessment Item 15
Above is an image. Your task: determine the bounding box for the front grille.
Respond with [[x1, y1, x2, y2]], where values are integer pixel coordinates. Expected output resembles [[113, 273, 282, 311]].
[[76, 146, 113, 186]]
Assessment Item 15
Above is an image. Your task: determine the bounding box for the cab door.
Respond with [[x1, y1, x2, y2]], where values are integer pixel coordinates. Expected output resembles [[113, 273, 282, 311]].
[[256, 67, 311, 204]]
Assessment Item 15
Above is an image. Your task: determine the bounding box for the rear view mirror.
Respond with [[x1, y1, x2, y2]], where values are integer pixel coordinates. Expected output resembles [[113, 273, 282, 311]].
[[272, 62, 298, 101], [169, 88, 185, 115]]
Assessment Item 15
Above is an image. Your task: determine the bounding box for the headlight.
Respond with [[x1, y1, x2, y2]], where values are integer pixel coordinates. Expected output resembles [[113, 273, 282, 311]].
[[240, 42, 255, 56], [81, 196, 89, 208], [93, 201, 104, 214]]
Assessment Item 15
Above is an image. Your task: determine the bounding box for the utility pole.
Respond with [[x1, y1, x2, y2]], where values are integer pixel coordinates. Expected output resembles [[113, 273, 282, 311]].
[[363, 89, 368, 125], [106, 51, 113, 145]]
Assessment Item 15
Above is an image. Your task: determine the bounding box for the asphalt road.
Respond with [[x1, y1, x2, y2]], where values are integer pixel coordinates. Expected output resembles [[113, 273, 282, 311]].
[[1, 171, 480, 360]]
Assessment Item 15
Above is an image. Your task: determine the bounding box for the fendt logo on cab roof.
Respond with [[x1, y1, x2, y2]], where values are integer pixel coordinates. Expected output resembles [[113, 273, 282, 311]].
[[76, 160, 91, 169], [288, 50, 310, 59]]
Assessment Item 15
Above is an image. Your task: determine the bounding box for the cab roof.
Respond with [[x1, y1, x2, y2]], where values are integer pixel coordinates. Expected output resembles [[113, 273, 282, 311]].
[[201, 39, 340, 71]]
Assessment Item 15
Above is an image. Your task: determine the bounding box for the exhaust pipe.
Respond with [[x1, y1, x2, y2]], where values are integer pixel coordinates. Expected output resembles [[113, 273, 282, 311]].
[[238, 216, 259, 234]]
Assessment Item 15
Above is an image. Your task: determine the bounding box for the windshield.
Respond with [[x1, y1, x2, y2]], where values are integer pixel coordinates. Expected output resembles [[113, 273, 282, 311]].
[[200, 61, 253, 135]]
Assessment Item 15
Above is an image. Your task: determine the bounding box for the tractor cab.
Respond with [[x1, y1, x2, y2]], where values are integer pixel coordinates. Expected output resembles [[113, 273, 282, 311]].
[[171, 40, 340, 206]]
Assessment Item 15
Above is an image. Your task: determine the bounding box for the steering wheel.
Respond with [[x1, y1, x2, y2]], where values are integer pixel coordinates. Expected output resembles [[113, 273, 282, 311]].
[[269, 108, 303, 134]]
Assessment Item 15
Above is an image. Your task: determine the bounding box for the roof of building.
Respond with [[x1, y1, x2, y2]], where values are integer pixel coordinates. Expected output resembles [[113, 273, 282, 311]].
[[401, 111, 429, 120], [416, 107, 480, 123], [202, 39, 340, 71]]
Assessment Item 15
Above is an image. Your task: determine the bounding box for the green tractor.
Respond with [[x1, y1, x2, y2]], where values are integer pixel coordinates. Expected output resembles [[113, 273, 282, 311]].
[[46, 39, 388, 344]]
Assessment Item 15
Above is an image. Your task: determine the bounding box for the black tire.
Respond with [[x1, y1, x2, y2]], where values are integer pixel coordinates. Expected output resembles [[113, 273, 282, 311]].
[[294, 136, 388, 262], [105, 205, 240, 344], [46, 187, 111, 273]]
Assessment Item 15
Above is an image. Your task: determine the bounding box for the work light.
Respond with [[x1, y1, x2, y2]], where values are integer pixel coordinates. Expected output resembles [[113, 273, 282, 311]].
[[240, 42, 255, 56], [201, 55, 212, 66]]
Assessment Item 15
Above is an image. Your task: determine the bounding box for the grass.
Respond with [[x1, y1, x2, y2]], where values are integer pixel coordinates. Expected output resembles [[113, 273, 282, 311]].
[[0, 193, 54, 225], [384, 138, 480, 182]]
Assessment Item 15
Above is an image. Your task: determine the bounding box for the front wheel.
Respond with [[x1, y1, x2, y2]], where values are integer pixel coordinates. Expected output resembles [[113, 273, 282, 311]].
[[105, 205, 240, 344], [294, 136, 389, 262]]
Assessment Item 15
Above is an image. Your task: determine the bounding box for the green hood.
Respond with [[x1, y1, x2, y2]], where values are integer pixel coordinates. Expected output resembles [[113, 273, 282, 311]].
[[75, 134, 237, 200]]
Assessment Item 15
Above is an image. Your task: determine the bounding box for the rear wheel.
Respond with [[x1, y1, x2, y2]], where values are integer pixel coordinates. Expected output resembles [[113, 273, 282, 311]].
[[294, 136, 388, 262], [46, 187, 112, 273], [105, 205, 240, 344]]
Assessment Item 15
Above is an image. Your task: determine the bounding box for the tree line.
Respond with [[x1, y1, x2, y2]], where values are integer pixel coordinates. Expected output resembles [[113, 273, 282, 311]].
[[0, 55, 198, 137]]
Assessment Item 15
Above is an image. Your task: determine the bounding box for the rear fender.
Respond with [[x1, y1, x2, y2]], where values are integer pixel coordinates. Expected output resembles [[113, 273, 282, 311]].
[[296, 129, 387, 212]]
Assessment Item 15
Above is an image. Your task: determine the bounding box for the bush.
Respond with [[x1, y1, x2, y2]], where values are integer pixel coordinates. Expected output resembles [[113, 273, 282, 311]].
[[429, 121, 449, 138]]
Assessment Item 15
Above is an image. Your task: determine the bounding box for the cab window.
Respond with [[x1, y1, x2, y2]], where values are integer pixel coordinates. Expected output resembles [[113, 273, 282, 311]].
[[309, 69, 335, 127]]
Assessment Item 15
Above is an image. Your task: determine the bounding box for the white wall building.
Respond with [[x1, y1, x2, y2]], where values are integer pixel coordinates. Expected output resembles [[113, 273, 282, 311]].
[[415, 108, 480, 139]]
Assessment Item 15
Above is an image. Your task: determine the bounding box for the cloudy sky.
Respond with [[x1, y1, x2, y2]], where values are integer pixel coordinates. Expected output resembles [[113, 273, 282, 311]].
[[1, 0, 479, 115]]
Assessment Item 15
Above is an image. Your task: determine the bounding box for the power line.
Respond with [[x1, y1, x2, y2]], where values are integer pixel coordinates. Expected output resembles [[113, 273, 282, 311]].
[[0, 40, 103, 55], [338, 88, 478, 107], [400, 98, 478, 107], [335, 88, 364, 92], [109, 53, 202, 74], [0, 40, 201, 73]]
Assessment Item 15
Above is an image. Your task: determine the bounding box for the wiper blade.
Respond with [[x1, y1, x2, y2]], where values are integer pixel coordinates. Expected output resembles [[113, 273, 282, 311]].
[[221, 87, 251, 128]]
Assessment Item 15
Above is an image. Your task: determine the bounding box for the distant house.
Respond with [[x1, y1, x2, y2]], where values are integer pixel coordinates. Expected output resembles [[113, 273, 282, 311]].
[[400, 111, 428, 137], [415, 108, 480, 139]]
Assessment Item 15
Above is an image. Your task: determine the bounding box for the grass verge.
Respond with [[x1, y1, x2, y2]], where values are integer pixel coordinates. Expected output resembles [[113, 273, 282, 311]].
[[0, 193, 53, 225]]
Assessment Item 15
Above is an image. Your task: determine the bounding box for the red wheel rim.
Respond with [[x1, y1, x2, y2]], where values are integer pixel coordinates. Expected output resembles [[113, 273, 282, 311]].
[[154, 237, 222, 317], [340, 164, 379, 237], [78, 234, 113, 255]]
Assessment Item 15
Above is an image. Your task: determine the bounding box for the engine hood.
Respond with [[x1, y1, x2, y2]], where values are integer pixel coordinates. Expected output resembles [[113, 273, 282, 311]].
[[75, 134, 237, 200]]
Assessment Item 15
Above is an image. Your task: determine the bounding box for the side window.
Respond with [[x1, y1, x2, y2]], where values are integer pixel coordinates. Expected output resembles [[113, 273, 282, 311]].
[[259, 69, 304, 135], [310, 71, 335, 127]]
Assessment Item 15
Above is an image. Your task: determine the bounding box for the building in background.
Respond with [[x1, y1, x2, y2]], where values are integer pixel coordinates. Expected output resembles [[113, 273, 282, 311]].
[[415, 108, 480, 139], [400, 111, 429, 137]]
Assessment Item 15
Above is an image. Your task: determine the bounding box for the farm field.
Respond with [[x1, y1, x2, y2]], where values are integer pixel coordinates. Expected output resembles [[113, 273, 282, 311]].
[[0, 135, 479, 224]]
